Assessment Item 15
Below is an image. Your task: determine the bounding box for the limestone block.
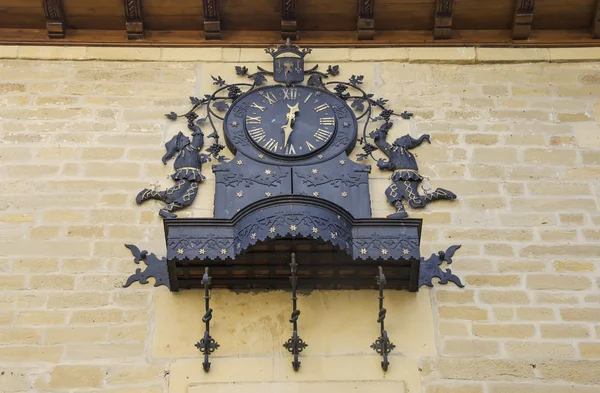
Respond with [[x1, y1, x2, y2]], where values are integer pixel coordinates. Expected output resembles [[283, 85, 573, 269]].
[[153, 290, 435, 359], [18, 46, 86, 60], [170, 356, 420, 393], [477, 48, 550, 63]]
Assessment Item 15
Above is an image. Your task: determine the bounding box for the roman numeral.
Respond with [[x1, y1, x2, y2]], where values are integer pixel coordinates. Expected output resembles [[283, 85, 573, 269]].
[[259, 91, 278, 105], [306, 141, 316, 151], [251, 102, 266, 112], [246, 115, 261, 124], [286, 144, 296, 155], [304, 93, 313, 104], [282, 88, 298, 100], [264, 138, 279, 152], [248, 127, 266, 143], [314, 128, 332, 142], [320, 117, 335, 126], [314, 103, 330, 112]]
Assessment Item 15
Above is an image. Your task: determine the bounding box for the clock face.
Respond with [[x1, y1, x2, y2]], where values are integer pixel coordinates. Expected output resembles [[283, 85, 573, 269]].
[[243, 86, 340, 158]]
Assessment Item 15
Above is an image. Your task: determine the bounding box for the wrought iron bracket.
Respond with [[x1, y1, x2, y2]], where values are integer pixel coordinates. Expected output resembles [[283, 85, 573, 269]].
[[419, 245, 464, 288], [370, 266, 395, 371], [123, 244, 170, 289], [282, 253, 307, 371], [194, 267, 220, 372]]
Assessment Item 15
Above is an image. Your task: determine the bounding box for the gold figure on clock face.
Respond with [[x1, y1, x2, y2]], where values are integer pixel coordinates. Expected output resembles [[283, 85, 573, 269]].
[[243, 86, 340, 158]]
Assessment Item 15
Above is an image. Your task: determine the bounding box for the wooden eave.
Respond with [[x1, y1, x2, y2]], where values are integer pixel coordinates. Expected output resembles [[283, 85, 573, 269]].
[[1, 0, 599, 47]]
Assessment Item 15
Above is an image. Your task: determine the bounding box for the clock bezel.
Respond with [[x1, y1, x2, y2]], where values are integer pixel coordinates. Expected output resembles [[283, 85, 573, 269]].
[[223, 85, 358, 165]]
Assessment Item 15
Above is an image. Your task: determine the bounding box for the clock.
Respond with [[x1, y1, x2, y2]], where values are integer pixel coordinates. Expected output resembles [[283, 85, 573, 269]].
[[223, 85, 357, 162]]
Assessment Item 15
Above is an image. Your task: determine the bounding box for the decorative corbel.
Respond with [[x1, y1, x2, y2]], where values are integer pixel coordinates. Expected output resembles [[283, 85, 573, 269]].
[[419, 245, 464, 288], [124, 0, 145, 40], [512, 0, 535, 40], [203, 0, 221, 40], [283, 253, 307, 371], [357, 0, 375, 40], [433, 0, 453, 39], [281, 0, 297, 40], [195, 267, 220, 372], [123, 245, 170, 289], [370, 266, 395, 371], [42, 0, 66, 39]]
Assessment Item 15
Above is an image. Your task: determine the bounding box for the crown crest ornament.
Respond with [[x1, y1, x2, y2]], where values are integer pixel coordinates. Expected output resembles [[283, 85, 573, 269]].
[[266, 38, 311, 84]]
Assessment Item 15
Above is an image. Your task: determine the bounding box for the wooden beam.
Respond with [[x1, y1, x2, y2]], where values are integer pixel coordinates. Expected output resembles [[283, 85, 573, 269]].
[[512, 0, 535, 40], [593, 0, 600, 38], [203, 0, 221, 40], [357, 0, 375, 40], [124, 0, 145, 40], [42, 0, 66, 39], [433, 0, 453, 39], [281, 0, 297, 40], [2, 29, 600, 48]]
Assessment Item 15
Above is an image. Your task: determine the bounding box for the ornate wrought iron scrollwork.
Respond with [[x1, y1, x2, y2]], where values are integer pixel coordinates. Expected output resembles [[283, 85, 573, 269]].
[[282, 253, 307, 371], [194, 267, 220, 372], [419, 245, 464, 288], [123, 244, 170, 289], [370, 266, 395, 371]]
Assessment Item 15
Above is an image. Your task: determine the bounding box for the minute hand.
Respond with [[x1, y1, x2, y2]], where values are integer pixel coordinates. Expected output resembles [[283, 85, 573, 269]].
[[282, 103, 299, 147]]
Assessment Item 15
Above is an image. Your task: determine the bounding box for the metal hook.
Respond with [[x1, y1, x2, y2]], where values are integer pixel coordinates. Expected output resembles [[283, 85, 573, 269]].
[[370, 266, 395, 371], [195, 267, 220, 372], [283, 253, 307, 371]]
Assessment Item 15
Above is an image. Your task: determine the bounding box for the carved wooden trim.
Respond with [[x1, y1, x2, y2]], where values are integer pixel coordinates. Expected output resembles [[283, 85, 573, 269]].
[[593, 0, 600, 38], [203, 0, 221, 40], [433, 0, 453, 39], [281, 0, 297, 40], [42, 0, 66, 39], [124, 0, 144, 40], [357, 0, 375, 40], [512, 0, 535, 40]]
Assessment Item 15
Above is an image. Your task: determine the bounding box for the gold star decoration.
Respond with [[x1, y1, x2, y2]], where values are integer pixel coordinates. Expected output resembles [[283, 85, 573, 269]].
[[339, 160, 346, 165], [312, 227, 319, 233], [231, 121, 239, 127], [360, 248, 367, 255], [251, 233, 257, 239], [330, 232, 337, 239], [258, 154, 264, 159], [312, 191, 320, 197], [343, 121, 350, 128], [318, 154, 323, 159], [312, 169, 318, 174], [265, 192, 272, 197], [236, 160, 243, 165], [264, 169, 272, 175], [220, 249, 227, 255], [341, 192, 348, 197], [199, 249, 206, 255], [236, 191, 243, 198], [177, 248, 184, 255], [403, 248, 410, 255], [381, 249, 388, 255], [290, 225, 297, 231], [269, 227, 276, 233]]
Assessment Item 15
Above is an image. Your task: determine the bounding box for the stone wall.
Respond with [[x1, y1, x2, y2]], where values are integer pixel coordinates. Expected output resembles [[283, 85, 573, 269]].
[[0, 46, 599, 393]]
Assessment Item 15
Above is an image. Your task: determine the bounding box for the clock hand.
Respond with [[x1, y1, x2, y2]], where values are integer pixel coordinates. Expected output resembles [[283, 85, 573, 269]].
[[282, 103, 299, 147]]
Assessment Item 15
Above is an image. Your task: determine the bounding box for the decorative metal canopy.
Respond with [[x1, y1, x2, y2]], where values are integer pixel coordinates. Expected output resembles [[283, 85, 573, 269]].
[[124, 40, 464, 373]]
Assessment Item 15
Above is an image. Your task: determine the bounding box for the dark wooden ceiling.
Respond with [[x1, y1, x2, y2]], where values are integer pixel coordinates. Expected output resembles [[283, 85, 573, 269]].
[[0, 0, 599, 46]]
